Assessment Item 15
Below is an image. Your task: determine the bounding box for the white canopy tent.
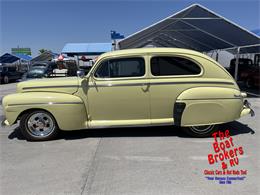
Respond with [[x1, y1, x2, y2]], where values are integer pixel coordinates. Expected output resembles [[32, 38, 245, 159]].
[[118, 4, 260, 80]]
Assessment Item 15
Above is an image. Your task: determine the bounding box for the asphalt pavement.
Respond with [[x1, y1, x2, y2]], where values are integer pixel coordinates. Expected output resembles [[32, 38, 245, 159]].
[[0, 83, 259, 195]]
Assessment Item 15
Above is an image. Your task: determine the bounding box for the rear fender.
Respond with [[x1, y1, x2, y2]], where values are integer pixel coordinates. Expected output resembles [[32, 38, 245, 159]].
[[174, 87, 243, 126]]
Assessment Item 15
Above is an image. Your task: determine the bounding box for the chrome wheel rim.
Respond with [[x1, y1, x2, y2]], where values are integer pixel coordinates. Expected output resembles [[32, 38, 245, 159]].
[[190, 125, 214, 135], [27, 112, 55, 137]]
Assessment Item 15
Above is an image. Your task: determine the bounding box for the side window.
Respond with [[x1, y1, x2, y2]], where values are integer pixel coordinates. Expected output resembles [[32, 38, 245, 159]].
[[151, 56, 201, 76], [95, 57, 145, 78]]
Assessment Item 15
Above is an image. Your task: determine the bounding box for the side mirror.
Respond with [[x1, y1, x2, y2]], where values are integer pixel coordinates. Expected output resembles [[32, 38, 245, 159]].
[[77, 70, 85, 78], [90, 71, 94, 78]]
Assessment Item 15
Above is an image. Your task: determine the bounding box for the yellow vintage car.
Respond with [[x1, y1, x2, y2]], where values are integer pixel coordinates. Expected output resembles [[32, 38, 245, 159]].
[[1, 48, 254, 141]]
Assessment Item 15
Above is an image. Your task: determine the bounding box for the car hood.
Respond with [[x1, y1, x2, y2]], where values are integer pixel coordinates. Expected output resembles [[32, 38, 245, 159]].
[[17, 77, 79, 94]]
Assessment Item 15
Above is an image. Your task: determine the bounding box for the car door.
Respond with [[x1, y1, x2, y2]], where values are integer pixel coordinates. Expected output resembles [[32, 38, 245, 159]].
[[148, 54, 203, 125], [7, 67, 16, 80], [9, 67, 20, 80], [87, 56, 150, 128], [13, 67, 21, 80]]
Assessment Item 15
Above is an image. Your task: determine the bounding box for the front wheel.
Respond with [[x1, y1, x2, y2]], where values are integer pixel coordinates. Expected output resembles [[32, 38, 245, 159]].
[[20, 110, 59, 141], [182, 124, 218, 138]]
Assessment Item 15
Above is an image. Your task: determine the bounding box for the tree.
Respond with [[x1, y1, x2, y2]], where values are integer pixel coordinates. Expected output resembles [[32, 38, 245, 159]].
[[39, 49, 49, 54]]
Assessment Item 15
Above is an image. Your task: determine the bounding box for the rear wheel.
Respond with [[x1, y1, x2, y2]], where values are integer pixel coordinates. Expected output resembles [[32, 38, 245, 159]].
[[20, 110, 59, 141], [182, 124, 218, 137], [3, 76, 9, 84]]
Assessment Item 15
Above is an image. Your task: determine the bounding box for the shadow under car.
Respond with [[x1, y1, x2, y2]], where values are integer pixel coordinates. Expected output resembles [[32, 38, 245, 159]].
[[8, 120, 255, 141]]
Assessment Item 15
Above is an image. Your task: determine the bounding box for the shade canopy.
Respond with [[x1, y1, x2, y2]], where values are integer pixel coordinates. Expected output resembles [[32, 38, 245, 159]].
[[62, 43, 112, 55], [14, 53, 32, 61], [31, 51, 58, 63], [118, 4, 260, 54], [0, 53, 32, 63]]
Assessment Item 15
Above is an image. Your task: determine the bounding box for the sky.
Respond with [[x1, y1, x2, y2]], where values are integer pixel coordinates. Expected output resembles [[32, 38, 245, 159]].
[[0, 0, 259, 57]]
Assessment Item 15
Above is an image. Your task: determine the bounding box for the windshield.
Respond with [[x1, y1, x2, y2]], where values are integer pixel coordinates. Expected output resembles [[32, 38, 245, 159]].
[[32, 64, 46, 68], [26, 68, 46, 78], [231, 59, 253, 66], [239, 59, 253, 65]]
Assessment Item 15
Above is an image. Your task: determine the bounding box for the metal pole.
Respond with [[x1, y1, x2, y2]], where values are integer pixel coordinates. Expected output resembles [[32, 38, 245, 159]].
[[234, 47, 240, 81], [76, 55, 80, 68], [216, 51, 219, 62], [113, 39, 117, 50]]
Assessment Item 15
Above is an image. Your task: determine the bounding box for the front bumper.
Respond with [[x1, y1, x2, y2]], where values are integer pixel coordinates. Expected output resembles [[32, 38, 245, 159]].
[[240, 100, 255, 117], [1, 118, 10, 127]]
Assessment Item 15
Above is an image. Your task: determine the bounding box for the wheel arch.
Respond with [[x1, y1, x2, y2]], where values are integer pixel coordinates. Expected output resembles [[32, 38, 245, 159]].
[[17, 108, 59, 128], [3, 92, 88, 130], [175, 86, 243, 126]]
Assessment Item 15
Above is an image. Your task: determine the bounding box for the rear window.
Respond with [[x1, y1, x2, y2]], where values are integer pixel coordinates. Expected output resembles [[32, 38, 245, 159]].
[[151, 56, 201, 76]]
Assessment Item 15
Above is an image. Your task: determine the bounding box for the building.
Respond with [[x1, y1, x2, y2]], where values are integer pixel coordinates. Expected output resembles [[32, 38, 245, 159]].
[[11, 47, 32, 56]]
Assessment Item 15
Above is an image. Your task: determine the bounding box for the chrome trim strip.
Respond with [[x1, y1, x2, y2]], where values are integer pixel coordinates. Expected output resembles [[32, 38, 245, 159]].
[[22, 81, 234, 89], [150, 81, 234, 85], [89, 83, 146, 87], [89, 81, 234, 87], [22, 85, 79, 90], [89, 123, 173, 129], [8, 102, 83, 106], [179, 97, 242, 101]]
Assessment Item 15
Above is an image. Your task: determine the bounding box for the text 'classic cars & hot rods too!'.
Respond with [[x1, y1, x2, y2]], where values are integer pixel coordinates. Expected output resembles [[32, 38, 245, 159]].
[[1, 48, 254, 141]]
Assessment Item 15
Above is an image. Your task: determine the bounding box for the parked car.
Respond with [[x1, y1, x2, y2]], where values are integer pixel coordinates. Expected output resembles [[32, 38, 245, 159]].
[[22, 62, 57, 80], [79, 66, 92, 75], [240, 67, 260, 88], [1, 48, 254, 141], [229, 58, 257, 81], [0, 66, 23, 84]]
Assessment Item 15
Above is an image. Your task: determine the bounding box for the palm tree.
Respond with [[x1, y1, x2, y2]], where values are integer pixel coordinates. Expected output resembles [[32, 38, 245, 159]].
[[39, 49, 49, 54]]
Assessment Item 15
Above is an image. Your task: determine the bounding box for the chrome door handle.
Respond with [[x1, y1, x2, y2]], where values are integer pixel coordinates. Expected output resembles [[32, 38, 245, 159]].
[[141, 83, 150, 92]]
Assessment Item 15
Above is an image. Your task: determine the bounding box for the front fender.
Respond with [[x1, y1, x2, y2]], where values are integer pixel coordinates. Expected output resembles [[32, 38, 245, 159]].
[[2, 92, 88, 130]]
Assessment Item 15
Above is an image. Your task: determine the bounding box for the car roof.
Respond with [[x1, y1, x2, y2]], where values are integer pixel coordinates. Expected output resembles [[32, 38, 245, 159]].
[[96, 47, 231, 75], [100, 48, 211, 60]]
